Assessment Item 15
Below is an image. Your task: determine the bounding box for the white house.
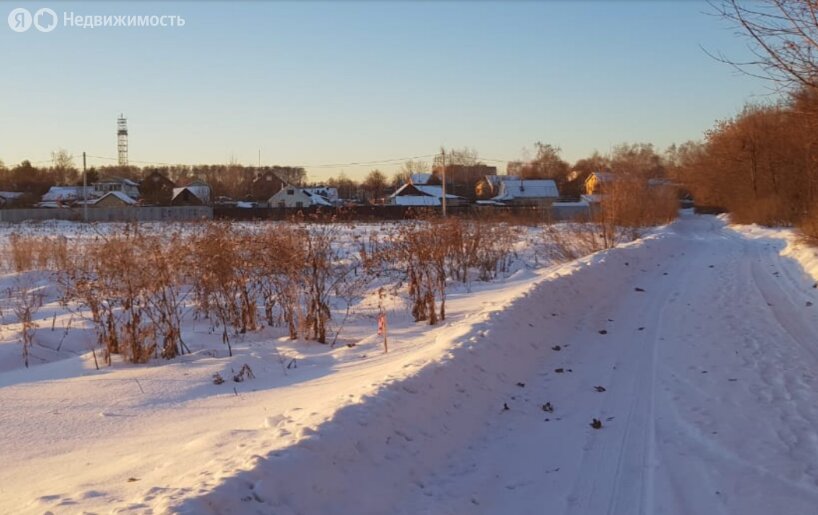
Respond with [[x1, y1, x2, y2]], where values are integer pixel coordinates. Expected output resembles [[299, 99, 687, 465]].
[[492, 179, 559, 206], [389, 183, 464, 207], [268, 185, 333, 208], [93, 177, 140, 199]]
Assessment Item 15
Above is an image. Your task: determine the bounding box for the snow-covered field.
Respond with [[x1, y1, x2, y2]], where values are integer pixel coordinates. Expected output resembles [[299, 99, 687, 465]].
[[2, 213, 818, 514]]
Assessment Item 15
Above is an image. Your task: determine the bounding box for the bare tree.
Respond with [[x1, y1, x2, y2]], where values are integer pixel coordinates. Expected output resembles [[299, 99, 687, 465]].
[[361, 169, 388, 202], [714, 0, 818, 91], [50, 148, 78, 185]]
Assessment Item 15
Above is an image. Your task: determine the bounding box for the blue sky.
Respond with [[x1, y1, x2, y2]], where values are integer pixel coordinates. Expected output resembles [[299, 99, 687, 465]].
[[0, 1, 770, 180]]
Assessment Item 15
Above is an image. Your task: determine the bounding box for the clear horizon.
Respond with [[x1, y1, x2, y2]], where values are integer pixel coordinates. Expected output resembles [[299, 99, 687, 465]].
[[1, 0, 773, 180]]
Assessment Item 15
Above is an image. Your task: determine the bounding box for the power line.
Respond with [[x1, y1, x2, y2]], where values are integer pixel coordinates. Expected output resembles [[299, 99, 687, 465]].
[[305, 154, 438, 169], [82, 153, 445, 169]]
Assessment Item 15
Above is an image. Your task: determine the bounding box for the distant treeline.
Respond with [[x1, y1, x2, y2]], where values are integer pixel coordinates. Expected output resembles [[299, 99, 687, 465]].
[[0, 161, 306, 203]]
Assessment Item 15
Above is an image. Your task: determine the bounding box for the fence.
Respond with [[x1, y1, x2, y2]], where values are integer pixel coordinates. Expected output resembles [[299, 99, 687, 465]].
[[0, 204, 594, 224], [214, 203, 595, 223], [0, 206, 213, 223]]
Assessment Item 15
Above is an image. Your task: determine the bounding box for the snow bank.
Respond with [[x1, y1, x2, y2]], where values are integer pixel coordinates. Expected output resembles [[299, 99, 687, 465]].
[[729, 223, 818, 284]]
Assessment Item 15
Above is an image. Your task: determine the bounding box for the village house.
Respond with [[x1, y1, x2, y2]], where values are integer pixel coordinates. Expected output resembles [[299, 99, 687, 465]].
[[140, 170, 175, 205], [38, 186, 96, 208], [92, 191, 138, 208], [491, 179, 560, 206], [581, 172, 678, 205], [434, 164, 497, 200], [250, 170, 287, 202], [584, 171, 616, 196], [93, 177, 140, 199], [0, 192, 24, 208], [475, 175, 522, 200], [268, 185, 333, 208], [303, 186, 340, 205], [172, 179, 211, 206], [389, 183, 466, 207]]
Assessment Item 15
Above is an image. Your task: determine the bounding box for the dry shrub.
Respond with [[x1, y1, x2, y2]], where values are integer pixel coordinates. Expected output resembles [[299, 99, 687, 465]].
[[402, 221, 447, 324], [4, 234, 71, 273], [9, 282, 44, 368], [189, 223, 258, 356], [190, 221, 361, 346], [386, 217, 515, 325], [60, 225, 189, 364], [445, 218, 515, 282], [542, 222, 617, 261], [599, 178, 678, 230], [252, 224, 304, 336], [799, 205, 818, 243]]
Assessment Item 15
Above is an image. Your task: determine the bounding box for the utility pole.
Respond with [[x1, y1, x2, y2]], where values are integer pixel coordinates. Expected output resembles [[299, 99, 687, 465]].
[[440, 147, 447, 217], [82, 151, 88, 223]]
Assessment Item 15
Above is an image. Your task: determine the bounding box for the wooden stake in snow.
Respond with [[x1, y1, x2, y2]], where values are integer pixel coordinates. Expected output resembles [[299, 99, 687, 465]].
[[377, 311, 388, 353]]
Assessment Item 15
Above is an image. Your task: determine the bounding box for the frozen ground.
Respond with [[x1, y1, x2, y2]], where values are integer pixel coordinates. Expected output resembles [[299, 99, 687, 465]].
[[2, 213, 818, 514]]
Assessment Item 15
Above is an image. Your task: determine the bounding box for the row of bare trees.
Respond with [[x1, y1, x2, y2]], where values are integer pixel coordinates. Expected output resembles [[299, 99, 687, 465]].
[[675, 1, 818, 238]]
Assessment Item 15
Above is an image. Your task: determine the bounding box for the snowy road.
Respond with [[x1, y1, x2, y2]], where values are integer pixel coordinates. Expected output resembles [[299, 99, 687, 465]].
[[395, 215, 818, 515], [179, 214, 818, 515], [4, 214, 818, 514]]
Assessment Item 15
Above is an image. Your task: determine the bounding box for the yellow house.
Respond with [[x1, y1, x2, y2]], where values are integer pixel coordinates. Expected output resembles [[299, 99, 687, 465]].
[[584, 171, 615, 195]]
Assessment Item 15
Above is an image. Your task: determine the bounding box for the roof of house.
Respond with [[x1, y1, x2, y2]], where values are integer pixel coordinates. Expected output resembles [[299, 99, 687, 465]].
[[390, 184, 463, 206], [93, 191, 137, 205], [303, 190, 333, 206], [304, 187, 339, 202], [41, 186, 95, 202], [391, 183, 462, 199], [97, 176, 140, 187], [493, 179, 559, 201], [484, 175, 522, 188], [172, 186, 209, 202], [409, 173, 434, 185]]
